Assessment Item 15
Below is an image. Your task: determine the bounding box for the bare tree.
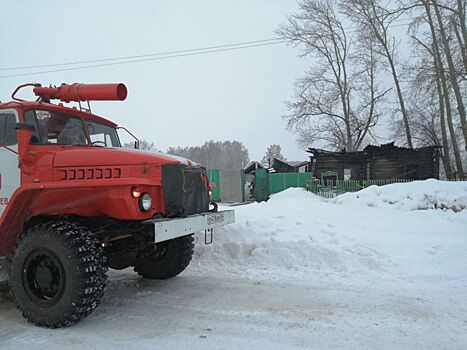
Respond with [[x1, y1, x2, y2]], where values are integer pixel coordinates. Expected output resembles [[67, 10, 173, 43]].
[[405, 44, 454, 176], [430, 0, 467, 151], [400, 0, 466, 73], [432, 46, 455, 178], [167, 140, 249, 170], [261, 144, 286, 166], [277, 0, 386, 151], [419, 0, 464, 177], [404, 0, 465, 177], [341, 0, 414, 148], [352, 40, 391, 149]]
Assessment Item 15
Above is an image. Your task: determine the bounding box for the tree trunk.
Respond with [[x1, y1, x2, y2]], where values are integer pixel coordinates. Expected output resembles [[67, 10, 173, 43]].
[[366, 1, 412, 148], [441, 76, 465, 178], [422, 0, 454, 178], [433, 45, 453, 178], [456, 0, 467, 73], [423, 0, 464, 178], [386, 51, 413, 148], [452, 16, 467, 75], [355, 61, 376, 150], [385, 46, 413, 148]]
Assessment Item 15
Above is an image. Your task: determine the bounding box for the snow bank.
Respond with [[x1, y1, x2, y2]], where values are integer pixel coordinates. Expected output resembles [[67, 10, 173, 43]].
[[193, 183, 467, 282], [193, 188, 391, 280], [333, 179, 467, 211]]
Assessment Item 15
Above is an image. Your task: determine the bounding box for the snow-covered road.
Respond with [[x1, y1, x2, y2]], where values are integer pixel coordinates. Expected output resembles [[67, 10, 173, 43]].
[[1, 269, 465, 350], [1, 180, 466, 349]]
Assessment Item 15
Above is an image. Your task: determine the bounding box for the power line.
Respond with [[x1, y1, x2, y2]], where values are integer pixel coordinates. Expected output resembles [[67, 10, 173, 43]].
[[0, 18, 415, 79], [0, 41, 288, 79], [0, 38, 282, 71], [1, 17, 415, 72]]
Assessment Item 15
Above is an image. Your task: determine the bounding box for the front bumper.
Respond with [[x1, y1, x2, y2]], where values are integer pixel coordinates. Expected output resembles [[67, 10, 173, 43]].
[[144, 210, 235, 243]]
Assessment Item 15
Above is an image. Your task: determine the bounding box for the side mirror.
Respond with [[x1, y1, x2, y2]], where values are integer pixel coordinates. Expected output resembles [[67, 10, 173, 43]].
[[117, 126, 140, 150]]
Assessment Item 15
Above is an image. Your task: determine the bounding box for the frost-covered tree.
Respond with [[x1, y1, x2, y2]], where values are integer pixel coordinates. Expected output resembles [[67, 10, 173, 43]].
[[167, 140, 249, 170]]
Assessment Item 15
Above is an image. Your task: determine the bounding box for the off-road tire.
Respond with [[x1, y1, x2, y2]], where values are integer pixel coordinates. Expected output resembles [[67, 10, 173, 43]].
[[134, 235, 194, 279], [8, 221, 107, 328]]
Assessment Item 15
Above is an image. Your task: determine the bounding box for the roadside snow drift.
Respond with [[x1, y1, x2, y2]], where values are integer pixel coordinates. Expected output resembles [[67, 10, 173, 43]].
[[333, 179, 467, 211], [194, 190, 389, 279], [194, 180, 467, 284]]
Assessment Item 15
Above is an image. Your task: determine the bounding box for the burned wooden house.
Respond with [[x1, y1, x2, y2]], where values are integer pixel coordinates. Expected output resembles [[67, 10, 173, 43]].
[[270, 158, 311, 173], [307, 142, 440, 181]]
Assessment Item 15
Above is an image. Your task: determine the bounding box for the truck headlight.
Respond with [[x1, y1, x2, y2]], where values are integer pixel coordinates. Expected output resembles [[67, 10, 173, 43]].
[[139, 193, 152, 211]]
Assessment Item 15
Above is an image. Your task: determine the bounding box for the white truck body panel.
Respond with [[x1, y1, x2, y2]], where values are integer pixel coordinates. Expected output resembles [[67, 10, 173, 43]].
[[0, 110, 20, 219]]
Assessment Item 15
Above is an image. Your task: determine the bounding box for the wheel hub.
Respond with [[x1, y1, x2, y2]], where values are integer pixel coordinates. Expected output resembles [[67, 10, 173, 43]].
[[23, 250, 66, 305]]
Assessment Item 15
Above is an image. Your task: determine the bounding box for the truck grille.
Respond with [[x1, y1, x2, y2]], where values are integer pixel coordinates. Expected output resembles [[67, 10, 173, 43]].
[[161, 164, 209, 217]]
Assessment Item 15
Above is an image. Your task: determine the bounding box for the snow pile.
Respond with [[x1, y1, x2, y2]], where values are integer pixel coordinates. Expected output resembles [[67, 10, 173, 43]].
[[193, 188, 391, 280], [193, 184, 467, 283], [333, 179, 467, 211]]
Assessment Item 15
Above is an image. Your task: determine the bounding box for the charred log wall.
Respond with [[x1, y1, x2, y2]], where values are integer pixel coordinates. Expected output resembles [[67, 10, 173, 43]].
[[310, 144, 440, 181], [368, 147, 439, 180], [312, 152, 367, 180]]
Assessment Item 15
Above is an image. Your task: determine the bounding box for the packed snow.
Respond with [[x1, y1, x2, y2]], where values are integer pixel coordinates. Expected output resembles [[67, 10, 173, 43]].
[[1, 180, 466, 349], [333, 179, 467, 211]]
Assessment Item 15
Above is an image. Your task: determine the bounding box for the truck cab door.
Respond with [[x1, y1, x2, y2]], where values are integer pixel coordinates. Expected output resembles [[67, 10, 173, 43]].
[[0, 110, 20, 219]]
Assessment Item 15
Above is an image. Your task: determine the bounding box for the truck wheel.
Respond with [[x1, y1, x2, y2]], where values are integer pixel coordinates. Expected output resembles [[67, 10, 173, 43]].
[[8, 221, 107, 328], [134, 235, 194, 279]]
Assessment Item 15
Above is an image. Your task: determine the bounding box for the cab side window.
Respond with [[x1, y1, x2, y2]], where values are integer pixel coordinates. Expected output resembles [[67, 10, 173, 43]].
[[0, 113, 17, 146], [24, 110, 41, 144]]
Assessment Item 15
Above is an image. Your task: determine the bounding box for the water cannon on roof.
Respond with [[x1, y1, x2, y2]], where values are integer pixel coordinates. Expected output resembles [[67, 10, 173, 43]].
[[32, 83, 127, 103], [11, 82, 127, 108], [10, 82, 128, 112]]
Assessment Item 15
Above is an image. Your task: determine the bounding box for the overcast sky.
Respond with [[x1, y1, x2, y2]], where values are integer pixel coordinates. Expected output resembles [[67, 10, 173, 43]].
[[0, 0, 316, 161]]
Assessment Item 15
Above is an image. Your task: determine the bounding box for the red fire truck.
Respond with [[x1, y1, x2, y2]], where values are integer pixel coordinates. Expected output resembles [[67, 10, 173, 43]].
[[0, 83, 234, 328]]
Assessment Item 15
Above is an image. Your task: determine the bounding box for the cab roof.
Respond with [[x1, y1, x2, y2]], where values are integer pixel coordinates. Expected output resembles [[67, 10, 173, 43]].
[[0, 100, 118, 128]]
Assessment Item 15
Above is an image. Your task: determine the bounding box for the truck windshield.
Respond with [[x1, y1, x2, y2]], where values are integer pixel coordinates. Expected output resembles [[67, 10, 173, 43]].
[[86, 121, 121, 147], [24, 109, 121, 147], [24, 110, 88, 146]]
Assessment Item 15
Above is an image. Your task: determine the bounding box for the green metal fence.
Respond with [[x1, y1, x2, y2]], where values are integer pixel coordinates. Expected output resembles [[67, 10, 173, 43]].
[[269, 172, 313, 195], [252, 171, 314, 201], [307, 179, 413, 198]]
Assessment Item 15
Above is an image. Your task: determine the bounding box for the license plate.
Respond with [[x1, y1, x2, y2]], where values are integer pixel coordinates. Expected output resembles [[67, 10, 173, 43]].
[[207, 212, 224, 225]]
